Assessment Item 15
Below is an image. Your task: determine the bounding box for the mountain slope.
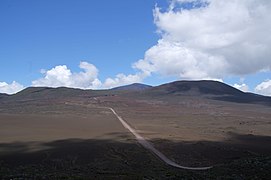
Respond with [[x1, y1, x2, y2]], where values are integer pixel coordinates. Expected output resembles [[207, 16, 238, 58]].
[[112, 83, 152, 91], [146, 80, 271, 105], [2, 81, 270, 106], [149, 80, 244, 96], [0, 93, 9, 99], [7, 86, 118, 102], [7, 87, 98, 102]]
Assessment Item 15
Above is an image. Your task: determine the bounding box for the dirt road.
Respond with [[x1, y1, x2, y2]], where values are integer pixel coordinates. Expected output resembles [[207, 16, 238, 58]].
[[107, 107, 212, 170]]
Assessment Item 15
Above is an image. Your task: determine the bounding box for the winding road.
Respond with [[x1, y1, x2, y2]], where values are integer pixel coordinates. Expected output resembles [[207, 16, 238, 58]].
[[107, 107, 212, 170]]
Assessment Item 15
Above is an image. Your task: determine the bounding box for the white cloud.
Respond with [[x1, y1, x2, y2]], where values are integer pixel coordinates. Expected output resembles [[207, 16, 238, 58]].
[[255, 79, 271, 96], [133, 40, 227, 80], [32, 62, 102, 89], [32, 61, 148, 89], [233, 83, 249, 92], [103, 72, 146, 89], [0, 81, 24, 94], [133, 0, 271, 80]]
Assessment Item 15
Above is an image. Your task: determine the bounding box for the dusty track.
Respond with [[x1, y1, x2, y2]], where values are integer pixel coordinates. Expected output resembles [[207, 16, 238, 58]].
[[107, 107, 212, 170], [65, 102, 212, 170]]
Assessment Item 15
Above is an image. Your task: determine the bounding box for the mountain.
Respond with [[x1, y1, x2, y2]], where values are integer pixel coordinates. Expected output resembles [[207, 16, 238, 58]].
[[9, 87, 83, 100], [6, 86, 117, 102], [6, 87, 92, 102], [147, 80, 271, 105], [150, 80, 244, 96], [2, 81, 271, 106], [112, 83, 152, 91]]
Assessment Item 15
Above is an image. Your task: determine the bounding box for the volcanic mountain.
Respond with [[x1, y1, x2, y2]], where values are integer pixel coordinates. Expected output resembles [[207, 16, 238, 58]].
[[147, 80, 271, 105], [112, 83, 152, 91], [150, 80, 243, 95], [2, 80, 271, 106]]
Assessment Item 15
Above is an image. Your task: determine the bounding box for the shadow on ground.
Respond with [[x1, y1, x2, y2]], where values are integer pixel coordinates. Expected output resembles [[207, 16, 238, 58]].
[[151, 132, 271, 167], [1, 133, 271, 179]]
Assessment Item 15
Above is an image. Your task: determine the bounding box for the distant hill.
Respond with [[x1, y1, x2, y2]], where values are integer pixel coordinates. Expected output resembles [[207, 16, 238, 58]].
[[147, 80, 271, 105], [112, 83, 152, 91], [150, 80, 244, 96], [6, 86, 116, 102], [2, 81, 271, 106], [6, 87, 90, 102]]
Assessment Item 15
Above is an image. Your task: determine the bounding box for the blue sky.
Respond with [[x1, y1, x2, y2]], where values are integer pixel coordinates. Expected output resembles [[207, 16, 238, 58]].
[[0, 0, 271, 95], [0, 0, 165, 84]]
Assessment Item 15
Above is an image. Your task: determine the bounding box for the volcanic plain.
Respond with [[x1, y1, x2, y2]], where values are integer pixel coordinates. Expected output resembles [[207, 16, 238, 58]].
[[1, 80, 271, 179]]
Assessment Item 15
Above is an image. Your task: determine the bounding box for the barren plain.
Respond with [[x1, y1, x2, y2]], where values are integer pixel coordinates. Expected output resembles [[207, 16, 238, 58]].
[[1, 81, 271, 179]]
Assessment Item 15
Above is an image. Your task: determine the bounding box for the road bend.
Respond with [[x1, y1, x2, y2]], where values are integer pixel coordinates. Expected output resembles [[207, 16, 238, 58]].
[[107, 107, 213, 170]]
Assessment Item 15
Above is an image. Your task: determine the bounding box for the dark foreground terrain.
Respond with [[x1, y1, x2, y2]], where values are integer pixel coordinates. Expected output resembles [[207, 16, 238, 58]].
[[0, 80, 271, 179], [1, 138, 271, 179]]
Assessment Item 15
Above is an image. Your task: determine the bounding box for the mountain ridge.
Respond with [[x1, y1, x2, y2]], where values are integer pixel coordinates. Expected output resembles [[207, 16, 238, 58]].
[[147, 80, 271, 105], [112, 83, 152, 91], [150, 80, 244, 96], [1, 80, 270, 105], [0, 93, 9, 99]]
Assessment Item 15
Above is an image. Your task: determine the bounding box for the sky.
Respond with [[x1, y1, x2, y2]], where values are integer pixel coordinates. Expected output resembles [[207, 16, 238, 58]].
[[0, 0, 271, 96]]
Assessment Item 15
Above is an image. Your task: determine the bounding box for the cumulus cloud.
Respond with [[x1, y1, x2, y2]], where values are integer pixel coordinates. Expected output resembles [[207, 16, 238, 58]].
[[0, 81, 24, 94], [134, 40, 227, 80], [255, 79, 271, 96], [133, 0, 271, 80], [32, 62, 102, 89], [233, 83, 249, 92], [103, 72, 146, 89], [32, 61, 148, 89]]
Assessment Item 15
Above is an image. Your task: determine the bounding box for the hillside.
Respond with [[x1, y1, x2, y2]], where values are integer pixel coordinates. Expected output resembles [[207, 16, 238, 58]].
[[5, 87, 114, 102], [1, 81, 270, 106], [112, 83, 152, 91], [146, 80, 271, 105], [0, 93, 9, 99], [4, 87, 82, 102], [149, 80, 243, 95]]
